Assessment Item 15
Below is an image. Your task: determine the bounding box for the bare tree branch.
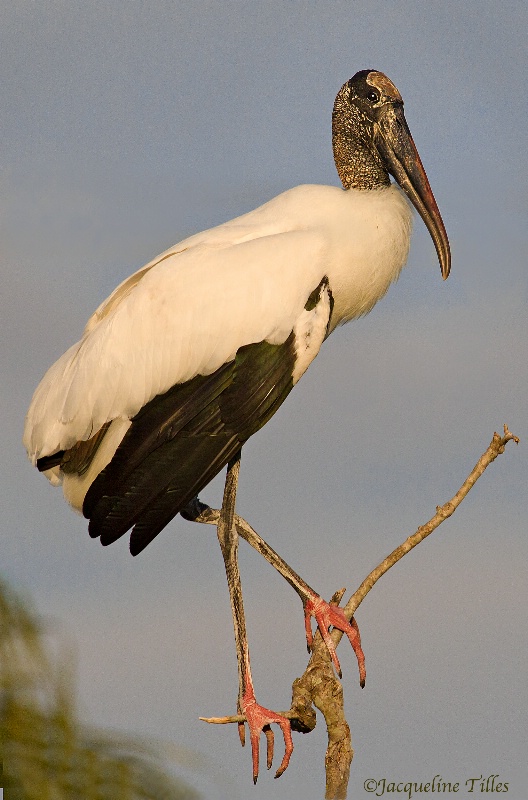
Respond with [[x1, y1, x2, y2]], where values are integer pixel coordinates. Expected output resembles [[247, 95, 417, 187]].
[[343, 424, 518, 628], [189, 426, 518, 797], [299, 425, 519, 798]]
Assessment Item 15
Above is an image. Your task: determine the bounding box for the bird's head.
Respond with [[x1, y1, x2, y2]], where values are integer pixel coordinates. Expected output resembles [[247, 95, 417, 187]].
[[333, 70, 451, 279]]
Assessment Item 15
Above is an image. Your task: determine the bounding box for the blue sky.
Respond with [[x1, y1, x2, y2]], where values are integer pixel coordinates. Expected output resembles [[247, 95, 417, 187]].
[[2, 2, 527, 798]]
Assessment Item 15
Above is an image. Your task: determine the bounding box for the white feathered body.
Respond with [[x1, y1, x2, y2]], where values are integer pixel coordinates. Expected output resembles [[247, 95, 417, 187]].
[[24, 182, 413, 510]]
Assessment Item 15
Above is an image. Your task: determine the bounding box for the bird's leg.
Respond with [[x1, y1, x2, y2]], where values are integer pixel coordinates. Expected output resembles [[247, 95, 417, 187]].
[[182, 496, 365, 685], [203, 451, 293, 783]]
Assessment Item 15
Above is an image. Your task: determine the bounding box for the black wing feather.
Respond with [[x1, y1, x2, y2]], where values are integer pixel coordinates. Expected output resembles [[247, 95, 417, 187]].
[[84, 332, 297, 553], [128, 432, 240, 555], [84, 364, 233, 520]]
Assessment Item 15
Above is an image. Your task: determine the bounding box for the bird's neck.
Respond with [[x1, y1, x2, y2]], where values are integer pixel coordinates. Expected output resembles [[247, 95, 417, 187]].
[[332, 84, 391, 191]]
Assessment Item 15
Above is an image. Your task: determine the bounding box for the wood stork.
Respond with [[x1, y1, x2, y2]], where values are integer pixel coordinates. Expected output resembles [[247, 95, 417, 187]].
[[24, 70, 450, 782]]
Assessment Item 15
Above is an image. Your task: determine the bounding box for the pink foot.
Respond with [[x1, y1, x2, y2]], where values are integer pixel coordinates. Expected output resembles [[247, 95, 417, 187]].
[[241, 689, 293, 783], [304, 594, 366, 686]]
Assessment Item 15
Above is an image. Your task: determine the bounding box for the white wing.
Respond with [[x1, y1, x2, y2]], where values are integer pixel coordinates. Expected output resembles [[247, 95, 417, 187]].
[[24, 190, 328, 463], [24, 182, 412, 465]]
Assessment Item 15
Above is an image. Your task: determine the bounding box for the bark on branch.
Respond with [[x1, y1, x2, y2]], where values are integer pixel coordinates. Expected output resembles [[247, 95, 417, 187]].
[[290, 425, 518, 799], [189, 426, 518, 797]]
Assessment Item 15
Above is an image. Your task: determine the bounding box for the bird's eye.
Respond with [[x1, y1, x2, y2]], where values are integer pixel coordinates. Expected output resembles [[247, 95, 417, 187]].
[[367, 90, 379, 103]]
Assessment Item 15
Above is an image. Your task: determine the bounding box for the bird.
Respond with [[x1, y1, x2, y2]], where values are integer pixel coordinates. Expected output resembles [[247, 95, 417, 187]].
[[24, 69, 450, 783]]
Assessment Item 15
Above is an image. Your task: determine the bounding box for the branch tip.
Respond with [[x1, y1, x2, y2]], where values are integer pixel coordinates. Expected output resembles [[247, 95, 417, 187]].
[[501, 424, 519, 446], [330, 588, 346, 605], [199, 714, 246, 724]]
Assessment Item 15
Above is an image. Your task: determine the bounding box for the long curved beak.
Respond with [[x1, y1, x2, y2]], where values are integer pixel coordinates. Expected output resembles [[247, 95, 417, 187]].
[[375, 103, 451, 280]]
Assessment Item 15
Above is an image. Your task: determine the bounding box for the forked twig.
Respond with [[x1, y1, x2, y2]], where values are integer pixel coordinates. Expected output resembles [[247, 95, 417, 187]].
[[343, 424, 519, 625], [191, 426, 518, 798], [301, 425, 519, 799]]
